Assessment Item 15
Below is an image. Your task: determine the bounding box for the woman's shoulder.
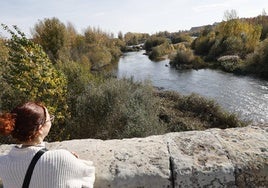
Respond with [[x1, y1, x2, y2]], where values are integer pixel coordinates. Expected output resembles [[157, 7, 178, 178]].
[[46, 149, 74, 159], [44, 149, 95, 171], [41, 149, 80, 167], [45, 149, 89, 164]]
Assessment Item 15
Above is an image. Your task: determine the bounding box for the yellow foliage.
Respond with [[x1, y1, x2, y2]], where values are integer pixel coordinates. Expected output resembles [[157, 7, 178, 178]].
[[216, 19, 261, 54]]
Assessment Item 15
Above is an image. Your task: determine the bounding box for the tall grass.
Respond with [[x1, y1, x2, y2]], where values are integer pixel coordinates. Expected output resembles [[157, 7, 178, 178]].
[[156, 91, 246, 132]]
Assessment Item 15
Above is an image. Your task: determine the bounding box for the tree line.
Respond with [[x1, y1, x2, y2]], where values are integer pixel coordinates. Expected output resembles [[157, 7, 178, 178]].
[[144, 12, 268, 79]]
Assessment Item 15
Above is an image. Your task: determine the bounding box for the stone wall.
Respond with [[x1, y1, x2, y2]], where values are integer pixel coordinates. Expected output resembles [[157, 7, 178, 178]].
[[0, 125, 267, 187]]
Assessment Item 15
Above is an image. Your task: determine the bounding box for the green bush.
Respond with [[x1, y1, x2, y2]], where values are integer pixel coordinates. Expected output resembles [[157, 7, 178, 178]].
[[144, 36, 168, 51], [217, 55, 243, 72], [176, 93, 244, 128], [169, 47, 206, 69], [149, 42, 174, 61], [87, 45, 112, 70], [56, 60, 94, 117], [156, 91, 246, 131], [222, 36, 244, 55], [124, 32, 149, 46], [171, 33, 193, 44], [191, 30, 216, 56], [67, 78, 164, 140], [244, 38, 268, 78], [170, 48, 195, 65]]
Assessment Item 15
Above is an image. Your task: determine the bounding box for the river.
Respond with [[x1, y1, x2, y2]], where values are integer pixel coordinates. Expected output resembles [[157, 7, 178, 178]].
[[114, 50, 268, 124]]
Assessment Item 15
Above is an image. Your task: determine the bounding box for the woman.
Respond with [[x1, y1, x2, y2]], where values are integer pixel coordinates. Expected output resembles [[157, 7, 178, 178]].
[[0, 102, 95, 188]]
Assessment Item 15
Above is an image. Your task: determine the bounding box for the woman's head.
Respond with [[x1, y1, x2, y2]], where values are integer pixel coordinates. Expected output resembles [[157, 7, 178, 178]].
[[0, 102, 52, 143]]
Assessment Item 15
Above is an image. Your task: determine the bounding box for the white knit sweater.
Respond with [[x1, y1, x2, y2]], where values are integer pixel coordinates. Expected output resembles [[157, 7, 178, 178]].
[[0, 142, 95, 188]]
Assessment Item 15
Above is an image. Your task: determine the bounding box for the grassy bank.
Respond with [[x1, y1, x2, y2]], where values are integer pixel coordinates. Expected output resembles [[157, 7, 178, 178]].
[[156, 90, 246, 132]]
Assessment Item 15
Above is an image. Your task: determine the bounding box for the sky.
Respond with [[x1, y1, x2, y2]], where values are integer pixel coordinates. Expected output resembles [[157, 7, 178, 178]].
[[0, 0, 267, 37]]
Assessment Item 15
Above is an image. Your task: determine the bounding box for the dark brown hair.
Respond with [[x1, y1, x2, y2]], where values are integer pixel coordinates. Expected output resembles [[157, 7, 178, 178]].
[[0, 102, 46, 142]]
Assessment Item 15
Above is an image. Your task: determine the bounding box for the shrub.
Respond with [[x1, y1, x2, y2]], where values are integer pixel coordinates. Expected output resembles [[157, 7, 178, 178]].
[[223, 36, 243, 53], [244, 38, 268, 78], [124, 32, 149, 45], [207, 19, 261, 60], [192, 32, 215, 56], [176, 93, 245, 128], [171, 48, 194, 65], [56, 60, 94, 116], [149, 42, 174, 60], [144, 36, 168, 51], [171, 33, 193, 44], [156, 91, 246, 130], [217, 55, 243, 72], [68, 78, 164, 139], [87, 45, 112, 70]]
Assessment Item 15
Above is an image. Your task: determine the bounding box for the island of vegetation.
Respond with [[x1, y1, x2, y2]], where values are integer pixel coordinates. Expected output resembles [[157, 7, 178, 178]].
[[144, 10, 268, 80], [1, 10, 267, 143]]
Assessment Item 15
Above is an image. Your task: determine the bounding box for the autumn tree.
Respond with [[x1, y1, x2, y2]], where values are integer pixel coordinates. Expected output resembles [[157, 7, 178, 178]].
[[0, 37, 8, 61], [1, 25, 68, 141], [0, 37, 9, 109], [32, 17, 67, 63], [124, 32, 149, 46], [224, 9, 239, 21], [257, 12, 268, 40], [209, 18, 261, 58], [144, 36, 168, 51], [245, 38, 268, 78], [83, 27, 121, 69], [118, 31, 123, 40], [192, 27, 216, 56]]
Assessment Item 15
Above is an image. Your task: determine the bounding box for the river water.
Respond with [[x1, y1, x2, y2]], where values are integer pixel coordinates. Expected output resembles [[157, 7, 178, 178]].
[[114, 50, 268, 124]]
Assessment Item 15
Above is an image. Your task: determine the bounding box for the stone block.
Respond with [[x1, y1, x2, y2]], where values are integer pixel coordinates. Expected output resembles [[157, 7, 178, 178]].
[[1, 126, 267, 188], [210, 126, 268, 188], [164, 130, 235, 188], [47, 135, 171, 188]]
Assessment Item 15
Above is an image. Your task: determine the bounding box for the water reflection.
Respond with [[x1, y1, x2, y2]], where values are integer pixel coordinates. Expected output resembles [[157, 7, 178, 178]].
[[115, 51, 268, 124]]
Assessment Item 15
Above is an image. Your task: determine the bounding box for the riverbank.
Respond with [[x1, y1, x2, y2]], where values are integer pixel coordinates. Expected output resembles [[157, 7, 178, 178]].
[[117, 51, 268, 124], [148, 50, 268, 81], [155, 90, 247, 131], [69, 78, 248, 140], [173, 58, 268, 81]]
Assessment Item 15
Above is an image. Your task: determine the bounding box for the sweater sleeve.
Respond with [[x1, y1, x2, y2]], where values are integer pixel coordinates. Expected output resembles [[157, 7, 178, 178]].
[[31, 149, 95, 188], [65, 156, 96, 188]]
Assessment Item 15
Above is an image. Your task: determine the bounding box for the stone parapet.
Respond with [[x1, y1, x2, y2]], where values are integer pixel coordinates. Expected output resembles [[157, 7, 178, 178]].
[[0, 125, 267, 188]]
